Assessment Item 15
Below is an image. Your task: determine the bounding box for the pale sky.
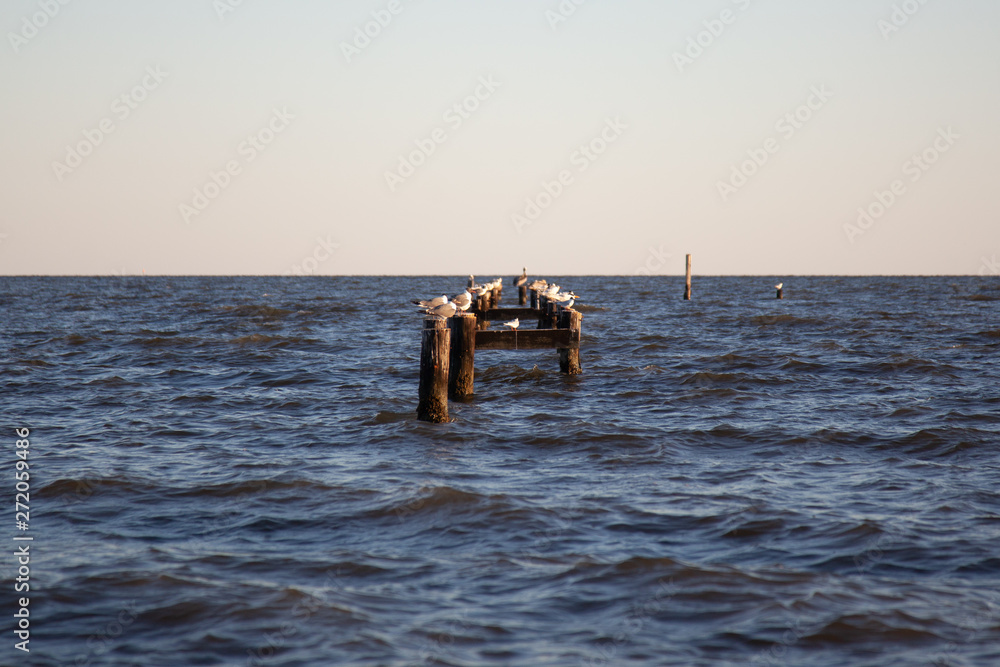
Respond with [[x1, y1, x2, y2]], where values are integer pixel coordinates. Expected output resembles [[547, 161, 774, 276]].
[[1, 0, 998, 275]]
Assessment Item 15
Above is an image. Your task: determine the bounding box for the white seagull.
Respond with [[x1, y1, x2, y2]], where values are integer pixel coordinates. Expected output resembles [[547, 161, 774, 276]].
[[452, 292, 472, 312], [503, 318, 520, 330], [422, 301, 458, 319], [412, 294, 448, 309], [775, 282, 783, 290]]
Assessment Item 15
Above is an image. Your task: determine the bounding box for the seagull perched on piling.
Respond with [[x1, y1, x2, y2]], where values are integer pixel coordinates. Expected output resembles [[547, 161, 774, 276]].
[[412, 294, 448, 309], [775, 282, 783, 290], [503, 318, 519, 330], [452, 292, 472, 313], [552, 291, 580, 309], [421, 301, 458, 319]]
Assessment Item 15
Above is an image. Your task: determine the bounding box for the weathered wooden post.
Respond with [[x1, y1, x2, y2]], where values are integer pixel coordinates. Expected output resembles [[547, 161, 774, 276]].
[[492, 286, 501, 307], [558, 309, 582, 375], [537, 294, 549, 328], [530, 289, 538, 309], [417, 319, 450, 423], [684, 254, 692, 301], [547, 301, 559, 329], [448, 314, 476, 400], [776, 283, 784, 300], [468, 275, 475, 289]]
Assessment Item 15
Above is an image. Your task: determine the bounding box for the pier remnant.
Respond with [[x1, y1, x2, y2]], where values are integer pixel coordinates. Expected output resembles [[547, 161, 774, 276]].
[[416, 274, 585, 421]]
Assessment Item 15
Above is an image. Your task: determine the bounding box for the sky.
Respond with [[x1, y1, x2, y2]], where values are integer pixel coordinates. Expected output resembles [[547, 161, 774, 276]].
[[1, 0, 998, 276]]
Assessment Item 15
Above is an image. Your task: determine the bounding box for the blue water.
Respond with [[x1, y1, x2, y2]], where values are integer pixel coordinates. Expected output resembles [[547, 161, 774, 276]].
[[2, 275, 999, 666]]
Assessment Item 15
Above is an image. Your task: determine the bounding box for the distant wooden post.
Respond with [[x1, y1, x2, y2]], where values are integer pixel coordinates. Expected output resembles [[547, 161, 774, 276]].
[[448, 314, 476, 400], [417, 319, 450, 423], [776, 287, 784, 299], [530, 289, 538, 309], [558, 309, 582, 375], [468, 275, 475, 289], [518, 285, 527, 306], [684, 254, 692, 301], [492, 286, 501, 307]]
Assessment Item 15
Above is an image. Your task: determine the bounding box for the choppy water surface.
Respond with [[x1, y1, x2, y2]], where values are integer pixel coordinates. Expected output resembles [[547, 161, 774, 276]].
[[2, 275, 999, 666]]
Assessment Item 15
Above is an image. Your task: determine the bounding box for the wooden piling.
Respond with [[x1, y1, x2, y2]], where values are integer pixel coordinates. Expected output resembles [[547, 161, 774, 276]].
[[558, 309, 582, 375], [684, 254, 692, 301], [518, 285, 527, 306], [417, 319, 450, 423], [468, 275, 475, 289], [776, 286, 784, 300], [537, 295, 548, 329], [530, 289, 538, 309], [448, 314, 476, 400]]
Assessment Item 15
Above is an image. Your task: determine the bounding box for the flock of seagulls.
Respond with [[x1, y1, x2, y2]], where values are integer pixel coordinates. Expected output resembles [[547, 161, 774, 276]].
[[413, 273, 583, 322], [413, 277, 504, 319]]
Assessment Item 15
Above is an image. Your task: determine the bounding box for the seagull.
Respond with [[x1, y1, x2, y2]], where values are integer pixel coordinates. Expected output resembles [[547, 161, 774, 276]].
[[452, 292, 472, 312], [775, 282, 783, 290], [412, 294, 448, 308], [504, 318, 520, 349], [553, 291, 580, 308], [422, 301, 458, 319]]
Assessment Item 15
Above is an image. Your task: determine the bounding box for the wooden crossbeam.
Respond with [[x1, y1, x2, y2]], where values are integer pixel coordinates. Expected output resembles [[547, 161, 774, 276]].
[[475, 328, 577, 351]]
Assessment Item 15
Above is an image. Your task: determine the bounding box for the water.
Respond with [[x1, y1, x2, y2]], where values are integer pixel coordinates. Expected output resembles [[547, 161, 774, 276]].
[[2, 275, 999, 667]]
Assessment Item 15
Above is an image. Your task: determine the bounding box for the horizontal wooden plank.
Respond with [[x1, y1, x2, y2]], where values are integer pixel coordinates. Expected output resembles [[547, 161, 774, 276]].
[[471, 307, 542, 321], [475, 328, 578, 351]]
